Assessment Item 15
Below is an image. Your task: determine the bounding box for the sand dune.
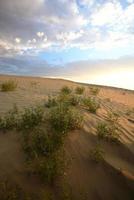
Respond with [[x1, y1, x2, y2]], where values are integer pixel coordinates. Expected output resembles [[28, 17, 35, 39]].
[[0, 74, 134, 199]]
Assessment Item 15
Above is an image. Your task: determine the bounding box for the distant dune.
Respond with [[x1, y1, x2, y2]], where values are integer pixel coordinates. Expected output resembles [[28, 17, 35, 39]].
[[0, 74, 134, 200]]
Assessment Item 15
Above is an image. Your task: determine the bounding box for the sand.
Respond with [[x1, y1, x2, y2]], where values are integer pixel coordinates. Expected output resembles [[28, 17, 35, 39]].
[[0, 74, 134, 199]]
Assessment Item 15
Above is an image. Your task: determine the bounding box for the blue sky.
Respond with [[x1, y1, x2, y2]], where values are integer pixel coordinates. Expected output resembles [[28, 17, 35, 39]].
[[0, 0, 134, 89]]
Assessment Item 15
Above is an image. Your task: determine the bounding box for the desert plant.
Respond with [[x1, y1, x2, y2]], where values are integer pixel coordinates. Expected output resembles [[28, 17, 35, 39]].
[[75, 86, 85, 95], [1, 80, 17, 92], [107, 111, 119, 123], [97, 122, 108, 139], [49, 103, 83, 134], [97, 121, 120, 142], [68, 95, 79, 106], [19, 105, 44, 130], [22, 128, 56, 159], [0, 104, 19, 131], [45, 96, 57, 108], [89, 145, 105, 163], [90, 87, 100, 95], [60, 86, 72, 95], [28, 149, 65, 185], [57, 93, 79, 107], [83, 97, 100, 113]]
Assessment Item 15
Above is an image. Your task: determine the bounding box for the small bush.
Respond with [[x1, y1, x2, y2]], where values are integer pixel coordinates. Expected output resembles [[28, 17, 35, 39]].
[[107, 111, 119, 124], [28, 150, 65, 185], [1, 80, 17, 92], [22, 128, 55, 159], [90, 145, 105, 163], [60, 86, 72, 95], [45, 96, 57, 108], [75, 86, 85, 95], [90, 87, 100, 95], [19, 105, 44, 130], [83, 97, 100, 113], [0, 104, 19, 131], [67, 95, 79, 106], [58, 93, 79, 107], [49, 103, 83, 134], [97, 122, 108, 139], [97, 121, 120, 142]]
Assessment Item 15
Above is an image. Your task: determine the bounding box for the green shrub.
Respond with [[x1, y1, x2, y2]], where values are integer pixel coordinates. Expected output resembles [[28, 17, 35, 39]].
[[97, 122, 108, 139], [1, 80, 17, 92], [22, 128, 55, 159], [49, 103, 83, 134], [97, 121, 120, 142], [90, 87, 100, 95], [0, 104, 19, 131], [57, 93, 79, 107], [107, 111, 119, 124], [89, 145, 105, 163], [83, 97, 100, 113], [60, 86, 72, 95], [45, 96, 57, 108], [19, 105, 44, 130], [67, 95, 79, 106], [28, 150, 65, 185], [75, 86, 85, 95]]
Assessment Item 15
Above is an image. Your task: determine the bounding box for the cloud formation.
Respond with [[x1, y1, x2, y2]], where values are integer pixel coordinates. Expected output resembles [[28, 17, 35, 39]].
[[0, 0, 134, 89], [0, 0, 134, 55]]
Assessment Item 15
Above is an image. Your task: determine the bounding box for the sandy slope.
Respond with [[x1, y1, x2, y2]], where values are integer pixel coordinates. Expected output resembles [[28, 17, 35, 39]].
[[0, 74, 134, 199]]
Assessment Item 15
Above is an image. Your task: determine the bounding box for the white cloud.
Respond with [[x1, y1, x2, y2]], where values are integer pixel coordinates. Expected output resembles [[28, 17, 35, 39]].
[[37, 32, 44, 37], [0, 0, 134, 56], [15, 38, 21, 44], [91, 2, 122, 26]]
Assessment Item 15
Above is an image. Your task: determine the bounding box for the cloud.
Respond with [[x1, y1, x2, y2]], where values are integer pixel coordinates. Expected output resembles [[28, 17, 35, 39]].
[[15, 38, 21, 44], [0, 0, 134, 56]]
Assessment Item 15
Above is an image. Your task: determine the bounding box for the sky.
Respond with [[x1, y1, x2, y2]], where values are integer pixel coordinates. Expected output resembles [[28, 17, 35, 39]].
[[0, 0, 134, 90]]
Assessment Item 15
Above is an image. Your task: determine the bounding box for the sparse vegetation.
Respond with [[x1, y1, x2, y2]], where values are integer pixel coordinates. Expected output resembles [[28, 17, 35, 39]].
[[97, 114, 120, 143], [19, 95, 83, 185], [0, 80, 17, 92], [58, 93, 79, 107], [90, 87, 100, 95], [45, 96, 57, 108], [49, 103, 83, 134], [89, 145, 105, 163], [83, 97, 100, 113], [30, 150, 65, 184], [75, 86, 85, 95], [107, 111, 119, 123], [22, 126, 66, 184], [18, 105, 44, 130], [0, 104, 19, 131], [60, 86, 72, 95]]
